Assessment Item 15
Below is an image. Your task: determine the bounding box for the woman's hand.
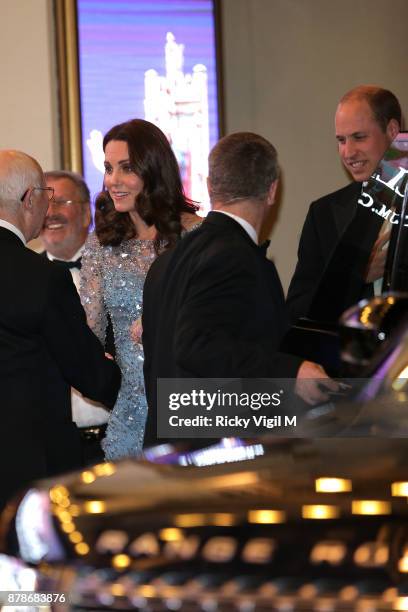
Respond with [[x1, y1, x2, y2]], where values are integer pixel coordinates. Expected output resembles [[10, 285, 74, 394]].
[[130, 317, 143, 344]]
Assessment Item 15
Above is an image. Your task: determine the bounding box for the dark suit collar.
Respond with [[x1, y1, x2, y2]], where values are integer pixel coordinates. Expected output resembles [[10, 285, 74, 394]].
[[0, 225, 26, 248], [333, 181, 362, 208], [205, 210, 259, 250], [332, 181, 362, 235]]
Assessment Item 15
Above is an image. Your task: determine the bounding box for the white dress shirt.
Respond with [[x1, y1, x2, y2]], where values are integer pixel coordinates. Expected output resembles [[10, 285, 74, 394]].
[[46, 245, 84, 292]]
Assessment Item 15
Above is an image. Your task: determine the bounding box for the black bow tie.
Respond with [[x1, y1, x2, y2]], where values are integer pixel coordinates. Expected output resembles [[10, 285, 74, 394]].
[[52, 257, 82, 270], [258, 240, 270, 255]]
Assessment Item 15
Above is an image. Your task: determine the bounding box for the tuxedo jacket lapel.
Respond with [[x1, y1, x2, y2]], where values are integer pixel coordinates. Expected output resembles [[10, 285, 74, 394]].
[[331, 181, 362, 237]]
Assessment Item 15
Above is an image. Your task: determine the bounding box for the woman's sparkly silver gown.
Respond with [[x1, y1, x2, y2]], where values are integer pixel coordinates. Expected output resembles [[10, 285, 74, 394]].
[[80, 232, 156, 460]]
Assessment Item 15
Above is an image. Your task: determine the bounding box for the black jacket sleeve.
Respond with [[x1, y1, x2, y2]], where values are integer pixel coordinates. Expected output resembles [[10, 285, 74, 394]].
[[41, 265, 121, 408]]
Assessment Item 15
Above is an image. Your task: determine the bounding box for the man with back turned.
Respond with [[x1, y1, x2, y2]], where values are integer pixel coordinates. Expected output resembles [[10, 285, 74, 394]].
[[142, 132, 337, 447], [0, 150, 121, 507]]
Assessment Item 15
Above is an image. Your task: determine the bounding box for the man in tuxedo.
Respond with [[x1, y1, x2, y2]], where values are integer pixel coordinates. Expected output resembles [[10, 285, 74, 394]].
[[0, 150, 121, 508], [40, 171, 109, 465], [287, 85, 402, 323], [142, 132, 337, 447], [41, 170, 91, 265]]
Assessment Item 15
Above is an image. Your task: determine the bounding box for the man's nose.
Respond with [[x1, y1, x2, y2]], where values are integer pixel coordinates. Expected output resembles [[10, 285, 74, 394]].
[[46, 198, 65, 216], [46, 198, 58, 212], [343, 139, 357, 159]]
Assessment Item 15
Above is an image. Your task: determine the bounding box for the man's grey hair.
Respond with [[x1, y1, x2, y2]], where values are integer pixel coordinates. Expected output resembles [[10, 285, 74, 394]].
[[44, 170, 91, 203], [0, 150, 43, 208], [208, 132, 280, 205]]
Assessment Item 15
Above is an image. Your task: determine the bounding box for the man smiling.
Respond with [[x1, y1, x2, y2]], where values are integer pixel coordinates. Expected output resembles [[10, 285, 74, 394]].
[[287, 85, 402, 323], [335, 88, 400, 182], [40, 170, 110, 465], [41, 170, 91, 264]]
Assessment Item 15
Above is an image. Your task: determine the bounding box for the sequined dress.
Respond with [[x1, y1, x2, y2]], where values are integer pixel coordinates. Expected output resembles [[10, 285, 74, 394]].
[[80, 232, 156, 460]]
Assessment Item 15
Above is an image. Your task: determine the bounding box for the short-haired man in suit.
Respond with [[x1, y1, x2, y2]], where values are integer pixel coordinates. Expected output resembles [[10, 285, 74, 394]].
[[287, 85, 402, 323], [142, 132, 337, 447], [40, 170, 110, 465], [0, 150, 121, 508]]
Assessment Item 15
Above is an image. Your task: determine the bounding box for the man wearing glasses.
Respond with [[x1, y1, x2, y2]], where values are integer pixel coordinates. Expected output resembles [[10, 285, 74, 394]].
[[0, 150, 121, 508], [41, 170, 91, 271], [40, 170, 111, 466]]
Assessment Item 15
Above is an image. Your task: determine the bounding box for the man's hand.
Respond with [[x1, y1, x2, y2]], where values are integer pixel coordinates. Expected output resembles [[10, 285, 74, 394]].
[[364, 230, 391, 284], [295, 360, 339, 405]]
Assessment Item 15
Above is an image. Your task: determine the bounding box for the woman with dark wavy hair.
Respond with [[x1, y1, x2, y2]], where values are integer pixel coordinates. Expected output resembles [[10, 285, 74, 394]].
[[80, 118, 200, 460]]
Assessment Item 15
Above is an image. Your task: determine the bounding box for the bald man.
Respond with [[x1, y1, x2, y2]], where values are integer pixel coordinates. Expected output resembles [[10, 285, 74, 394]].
[[287, 85, 402, 323], [0, 150, 121, 508]]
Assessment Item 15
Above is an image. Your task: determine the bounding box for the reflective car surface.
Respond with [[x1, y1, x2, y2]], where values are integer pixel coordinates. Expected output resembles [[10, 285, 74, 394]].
[[300, 293, 408, 436], [1, 437, 408, 611]]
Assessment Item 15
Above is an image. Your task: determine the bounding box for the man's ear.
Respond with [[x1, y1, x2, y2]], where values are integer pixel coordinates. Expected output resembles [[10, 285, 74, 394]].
[[387, 118, 400, 142], [267, 180, 278, 207], [21, 187, 33, 212]]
